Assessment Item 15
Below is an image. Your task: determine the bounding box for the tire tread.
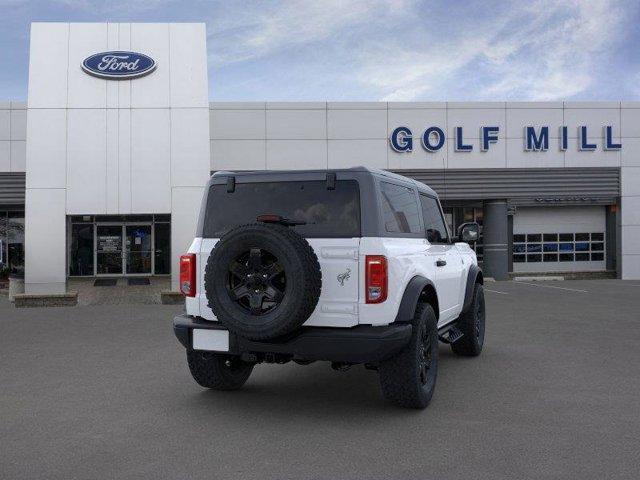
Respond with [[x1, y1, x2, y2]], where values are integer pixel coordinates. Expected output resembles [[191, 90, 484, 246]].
[[451, 283, 484, 357], [378, 303, 438, 409]]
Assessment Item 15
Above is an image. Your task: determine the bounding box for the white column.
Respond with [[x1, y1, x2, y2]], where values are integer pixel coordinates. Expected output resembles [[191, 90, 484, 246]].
[[621, 105, 640, 279], [621, 166, 640, 279], [171, 187, 205, 290], [24, 22, 210, 294], [168, 23, 210, 291], [25, 189, 66, 294], [24, 106, 68, 294], [169, 108, 210, 290]]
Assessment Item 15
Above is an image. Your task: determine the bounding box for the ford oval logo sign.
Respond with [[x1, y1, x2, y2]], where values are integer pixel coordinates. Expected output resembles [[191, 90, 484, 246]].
[[82, 51, 156, 80]]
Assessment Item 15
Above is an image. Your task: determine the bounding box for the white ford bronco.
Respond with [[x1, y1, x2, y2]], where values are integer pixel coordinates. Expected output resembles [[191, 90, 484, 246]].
[[173, 167, 485, 408]]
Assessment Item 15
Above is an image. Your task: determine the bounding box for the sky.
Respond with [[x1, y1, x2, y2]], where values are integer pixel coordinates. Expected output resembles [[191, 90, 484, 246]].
[[0, 0, 639, 102]]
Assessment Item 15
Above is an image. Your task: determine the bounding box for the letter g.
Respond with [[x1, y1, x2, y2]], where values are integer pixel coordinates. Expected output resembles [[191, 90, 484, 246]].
[[390, 126, 413, 152]]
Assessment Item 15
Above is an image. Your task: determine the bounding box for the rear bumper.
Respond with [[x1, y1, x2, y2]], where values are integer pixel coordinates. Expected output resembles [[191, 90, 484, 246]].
[[173, 314, 412, 364]]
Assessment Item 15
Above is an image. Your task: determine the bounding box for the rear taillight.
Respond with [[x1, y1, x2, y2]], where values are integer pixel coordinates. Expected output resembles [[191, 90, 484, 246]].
[[365, 255, 387, 304], [180, 254, 196, 297]]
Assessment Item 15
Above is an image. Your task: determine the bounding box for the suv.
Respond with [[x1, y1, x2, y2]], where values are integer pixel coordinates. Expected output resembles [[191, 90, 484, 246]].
[[173, 167, 485, 409]]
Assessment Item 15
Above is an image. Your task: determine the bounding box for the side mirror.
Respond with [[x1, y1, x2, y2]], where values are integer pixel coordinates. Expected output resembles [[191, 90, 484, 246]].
[[457, 222, 480, 244]]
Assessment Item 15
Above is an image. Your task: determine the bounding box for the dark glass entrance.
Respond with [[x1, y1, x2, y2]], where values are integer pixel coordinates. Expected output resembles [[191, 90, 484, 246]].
[[70, 224, 94, 276], [154, 222, 171, 275], [96, 225, 123, 275], [0, 210, 25, 276], [69, 215, 171, 277], [125, 225, 152, 274]]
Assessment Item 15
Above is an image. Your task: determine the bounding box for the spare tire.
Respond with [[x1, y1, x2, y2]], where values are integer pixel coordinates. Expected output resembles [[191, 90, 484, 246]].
[[204, 223, 322, 340]]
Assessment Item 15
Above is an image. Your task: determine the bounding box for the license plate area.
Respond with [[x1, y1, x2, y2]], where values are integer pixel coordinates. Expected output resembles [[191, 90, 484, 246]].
[[192, 329, 229, 352]]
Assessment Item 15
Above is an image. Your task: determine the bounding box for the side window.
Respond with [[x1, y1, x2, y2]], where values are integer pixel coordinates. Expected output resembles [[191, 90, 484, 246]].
[[419, 195, 449, 243], [380, 182, 422, 234]]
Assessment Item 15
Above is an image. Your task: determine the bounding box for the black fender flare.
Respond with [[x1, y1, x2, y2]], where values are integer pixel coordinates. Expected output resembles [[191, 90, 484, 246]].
[[461, 264, 483, 314], [394, 276, 439, 323]]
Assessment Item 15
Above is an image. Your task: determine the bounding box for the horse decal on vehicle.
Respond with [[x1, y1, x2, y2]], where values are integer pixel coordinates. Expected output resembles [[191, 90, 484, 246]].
[[337, 268, 351, 286]]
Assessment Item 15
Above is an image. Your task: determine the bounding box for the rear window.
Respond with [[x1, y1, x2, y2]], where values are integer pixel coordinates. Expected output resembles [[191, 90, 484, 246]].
[[203, 180, 361, 238]]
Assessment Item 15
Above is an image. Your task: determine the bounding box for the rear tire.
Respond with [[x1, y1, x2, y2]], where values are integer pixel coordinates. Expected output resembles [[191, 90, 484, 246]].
[[451, 283, 485, 357], [378, 303, 438, 409], [187, 350, 254, 390]]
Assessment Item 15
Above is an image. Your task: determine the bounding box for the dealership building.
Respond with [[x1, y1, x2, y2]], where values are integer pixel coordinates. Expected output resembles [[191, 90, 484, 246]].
[[1, 22, 640, 295]]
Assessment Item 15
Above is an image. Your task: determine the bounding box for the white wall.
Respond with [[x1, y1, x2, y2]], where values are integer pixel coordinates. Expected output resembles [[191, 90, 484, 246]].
[[620, 103, 640, 279], [25, 23, 210, 293], [0, 101, 27, 172], [209, 101, 629, 171], [210, 101, 640, 279]]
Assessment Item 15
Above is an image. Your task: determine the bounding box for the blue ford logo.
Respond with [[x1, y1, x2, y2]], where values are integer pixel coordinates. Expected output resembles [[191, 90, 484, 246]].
[[82, 51, 156, 80]]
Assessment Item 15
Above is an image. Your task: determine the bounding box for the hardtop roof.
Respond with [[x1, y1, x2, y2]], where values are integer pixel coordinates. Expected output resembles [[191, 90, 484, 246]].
[[211, 167, 438, 197]]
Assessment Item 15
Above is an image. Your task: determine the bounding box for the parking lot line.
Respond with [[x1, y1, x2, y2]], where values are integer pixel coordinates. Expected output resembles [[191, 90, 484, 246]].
[[484, 288, 509, 295], [514, 281, 588, 293]]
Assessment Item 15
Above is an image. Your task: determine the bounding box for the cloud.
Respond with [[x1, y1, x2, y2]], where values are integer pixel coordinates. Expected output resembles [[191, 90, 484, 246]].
[[207, 0, 414, 66], [29, 0, 175, 12], [1, 0, 636, 101], [359, 0, 628, 101], [479, 0, 626, 100], [207, 0, 634, 101]]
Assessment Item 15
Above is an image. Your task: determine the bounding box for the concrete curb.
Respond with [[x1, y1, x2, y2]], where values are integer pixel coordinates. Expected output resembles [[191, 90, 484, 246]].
[[14, 292, 78, 308], [514, 276, 564, 282], [508, 270, 616, 281]]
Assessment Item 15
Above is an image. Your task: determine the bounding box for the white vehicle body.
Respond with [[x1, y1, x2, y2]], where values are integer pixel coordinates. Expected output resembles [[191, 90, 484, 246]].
[[175, 167, 485, 409], [184, 170, 477, 329]]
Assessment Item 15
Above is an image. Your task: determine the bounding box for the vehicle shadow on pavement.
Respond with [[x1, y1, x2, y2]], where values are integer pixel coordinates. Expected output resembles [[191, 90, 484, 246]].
[[177, 346, 467, 419]]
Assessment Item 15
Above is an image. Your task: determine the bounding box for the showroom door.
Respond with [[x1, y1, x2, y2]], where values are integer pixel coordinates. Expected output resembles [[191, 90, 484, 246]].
[[125, 225, 153, 275], [95, 224, 153, 276], [96, 225, 124, 275]]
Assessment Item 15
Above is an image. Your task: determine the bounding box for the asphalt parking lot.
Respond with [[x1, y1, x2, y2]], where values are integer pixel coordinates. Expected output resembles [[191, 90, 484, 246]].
[[2, 280, 640, 479]]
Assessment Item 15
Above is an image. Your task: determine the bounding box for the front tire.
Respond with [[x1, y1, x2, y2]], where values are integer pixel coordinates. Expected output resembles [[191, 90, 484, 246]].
[[378, 303, 439, 409], [451, 283, 485, 357], [187, 350, 254, 390]]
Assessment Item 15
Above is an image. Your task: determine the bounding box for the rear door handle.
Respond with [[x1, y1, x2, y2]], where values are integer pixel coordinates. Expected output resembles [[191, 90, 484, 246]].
[[436, 259, 447, 267]]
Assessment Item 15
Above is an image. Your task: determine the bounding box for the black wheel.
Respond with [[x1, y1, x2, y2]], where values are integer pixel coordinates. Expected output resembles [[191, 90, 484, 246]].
[[187, 350, 254, 390], [451, 283, 485, 357], [205, 223, 322, 341], [378, 303, 439, 409]]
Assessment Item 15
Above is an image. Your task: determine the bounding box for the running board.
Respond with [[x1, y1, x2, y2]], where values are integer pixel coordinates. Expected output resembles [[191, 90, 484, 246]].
[[438, 325, 464, 344]]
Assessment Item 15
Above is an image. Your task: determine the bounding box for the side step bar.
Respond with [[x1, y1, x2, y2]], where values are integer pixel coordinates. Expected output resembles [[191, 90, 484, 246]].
[[438, 325, 464, 344]]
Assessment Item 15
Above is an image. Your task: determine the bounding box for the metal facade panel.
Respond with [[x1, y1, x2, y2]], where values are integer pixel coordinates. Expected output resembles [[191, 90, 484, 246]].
[[0, 172, 26, 206], [392, 168, 620, 203]]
